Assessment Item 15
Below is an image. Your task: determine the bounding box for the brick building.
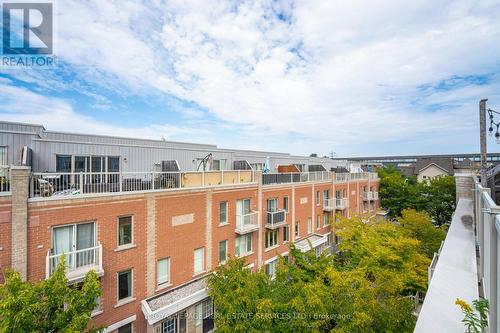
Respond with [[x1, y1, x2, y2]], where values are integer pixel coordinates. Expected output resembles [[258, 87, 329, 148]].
[[0, 121, 379, 333]]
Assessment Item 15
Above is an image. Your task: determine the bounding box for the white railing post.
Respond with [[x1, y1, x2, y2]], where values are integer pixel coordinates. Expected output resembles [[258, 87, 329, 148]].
[[119, 171, 123, 192], [79, 172, 83, 194], [45, 251, 50, 279], [152, 172, 155, 190]]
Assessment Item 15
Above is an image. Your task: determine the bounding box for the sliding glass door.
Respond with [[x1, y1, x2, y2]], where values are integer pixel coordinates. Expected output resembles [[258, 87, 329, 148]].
[[52, 222, 95, 269]]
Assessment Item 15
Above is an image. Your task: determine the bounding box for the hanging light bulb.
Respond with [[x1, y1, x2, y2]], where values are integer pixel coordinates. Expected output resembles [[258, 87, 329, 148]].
[[495, 130, 500, 143], [489, 125, 494, 136]]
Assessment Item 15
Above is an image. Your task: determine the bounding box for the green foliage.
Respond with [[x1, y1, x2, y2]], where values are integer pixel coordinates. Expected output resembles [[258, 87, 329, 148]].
[[455, 298, 489, 333], [377, 166, 456, 225], [0, 256, 102, 333], [397, 209, 445, 259], [208, 214, 432, 333]]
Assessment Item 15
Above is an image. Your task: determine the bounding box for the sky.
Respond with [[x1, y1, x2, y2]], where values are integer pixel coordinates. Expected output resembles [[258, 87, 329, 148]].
[[1, 0, 500, 157]]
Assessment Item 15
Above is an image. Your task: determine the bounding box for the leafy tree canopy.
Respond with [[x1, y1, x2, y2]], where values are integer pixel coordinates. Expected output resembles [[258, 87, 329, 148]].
[[0, 256, 102, 333]]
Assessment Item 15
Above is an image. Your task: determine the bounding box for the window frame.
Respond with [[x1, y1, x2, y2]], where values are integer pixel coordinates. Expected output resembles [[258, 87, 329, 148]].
[[265, 229, 278, 249], [117, 269, 133, 302], [283, 196, 289, 212], [219, 201, 228, 225], [157, 257, 170, 287], [117, 215, 134, 249], [219, 240, 228, 264], [194, 247, 205, 275], [235, 234, 252, 257], [283, 225, 289, 243]]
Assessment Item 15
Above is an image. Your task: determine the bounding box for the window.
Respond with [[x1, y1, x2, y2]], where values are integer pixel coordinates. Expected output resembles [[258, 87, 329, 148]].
[[323, 190, 329, 200], [265, 259, 278, 279], [235, 234, 252, 256], [52, 222, 95, 269], [118, 216, 133, 247], [74, 156, 89, 172], [316, 191, 320, 205], [56, 155, 71, 172], [219, 201, 228, 225], [219, 240, 227, 263], [283, 225, 289, 242], [323, 213, 330, 226], [157, 258, 170, 286], [250, 163, 263, 171], [295, 221, 300, 237], [118, 269, 132, 301], [266, 198, 277, 212], [265, 229, 278, 249], [194, 247, 205, 275], [108, 156, 120, 172], [195, 299, 215, 332], [307, 218, 313, 234], [0, 147, 6, 166], [283, 196, 289, 212], [316, 215, 321, 229], [118, 323, 132, 333], [236, 199, 251, 229]]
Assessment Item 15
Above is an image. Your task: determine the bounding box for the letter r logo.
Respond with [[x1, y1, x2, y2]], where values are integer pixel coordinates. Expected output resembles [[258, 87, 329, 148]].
[[2, 2, 53, 54]]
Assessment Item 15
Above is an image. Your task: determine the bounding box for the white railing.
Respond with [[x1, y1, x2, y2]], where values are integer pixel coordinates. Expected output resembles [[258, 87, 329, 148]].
[[334, 172, 379, 183], [474, 177, 500, 332], [362, 191, 379, 201], [262, 171, 333, 185], [46, 242, 103, 280], [235, 211, 259, 234], [266, 209, 287, 228], [335, 198, 348, 210], [323, 198, 335, 211], [0, 165, 10, 193], [30, 170, 256, 198]]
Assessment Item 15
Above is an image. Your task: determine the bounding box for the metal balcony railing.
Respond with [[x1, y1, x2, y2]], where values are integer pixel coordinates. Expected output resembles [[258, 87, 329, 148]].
[[323, 198, 335, 211], [30, 170, 256, 198], [362, 191, 379, 201], [235, 211, 259, 234], [335, 198, 348, 210], [266, 210, 287, 229], [262, 172, 333, 186], [46, 242, 104, 282]]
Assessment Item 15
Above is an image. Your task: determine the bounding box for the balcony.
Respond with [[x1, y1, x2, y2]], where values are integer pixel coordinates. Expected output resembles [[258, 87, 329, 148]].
[[46, 242, 104, 283], [333, 172, 379, 183], [235, 211, 259, 234], [415, 173, 499, 332], [323, 198, 335, 211], [266, 210, 287, 229], [363, 191, 379, 201], [335, 198, 348, 210], [262, 171, 333, 186], [30, 170, 256, 199]]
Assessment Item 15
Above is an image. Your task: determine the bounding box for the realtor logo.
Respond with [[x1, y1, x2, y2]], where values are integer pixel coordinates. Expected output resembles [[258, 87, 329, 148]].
[[1, 1, 55, 67]]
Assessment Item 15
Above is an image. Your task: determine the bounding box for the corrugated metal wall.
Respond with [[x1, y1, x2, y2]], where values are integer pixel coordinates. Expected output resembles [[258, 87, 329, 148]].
[[0, 121, 349, 172]]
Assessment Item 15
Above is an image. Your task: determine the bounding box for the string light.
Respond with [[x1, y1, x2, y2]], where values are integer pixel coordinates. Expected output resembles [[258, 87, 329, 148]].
[[487, 108, 500, 144]]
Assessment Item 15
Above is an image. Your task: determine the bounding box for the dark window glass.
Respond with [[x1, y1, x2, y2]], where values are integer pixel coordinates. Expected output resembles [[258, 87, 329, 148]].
[[118, 216, 132, 246], [118, 270, 132, 300], [118, 323, 132, 333], [108, 156, 120, 172], [74, 156, 89, 172], [56, 155, 71, 172]]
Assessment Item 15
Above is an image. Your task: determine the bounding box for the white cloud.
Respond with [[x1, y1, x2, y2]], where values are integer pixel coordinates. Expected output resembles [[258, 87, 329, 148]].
[[3, 0, 500, 155]]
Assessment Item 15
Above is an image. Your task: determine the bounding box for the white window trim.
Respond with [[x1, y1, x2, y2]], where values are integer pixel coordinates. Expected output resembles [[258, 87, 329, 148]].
[[283, 196, 289, 212], [116, 269, 134, 305], [219, 240, 228, 264], [219, 201, 229, 226], [265, 229, 279, 250], [116, 215, 134, 250], [104, 315, 136, 332], [157, 257, 171, 288], [194, 247, 205, 276]]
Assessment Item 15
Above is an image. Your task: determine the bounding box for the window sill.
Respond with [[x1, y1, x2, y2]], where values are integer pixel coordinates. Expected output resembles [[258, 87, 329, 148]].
[[265, 245, 280, 252], [218, 222, 229, 227], [193, 270, 206, 278], [114, 244, 136, 252], [91, 309, 103, 318], [235, 251, 254, 259], [114, 297, 136, 308], [156, 283, 172, 292]]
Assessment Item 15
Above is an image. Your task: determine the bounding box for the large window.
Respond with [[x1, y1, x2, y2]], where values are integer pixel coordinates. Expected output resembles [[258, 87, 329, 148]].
[[323, 190, 330, 200], [236, 199, 251, 229], [219, 202, 228, 225], [195, 299, 214, 333], [118, 216, 133, 247], [316, 215, 321, 229], [52, 222, 95, 269], [266, 198, 277, 212], [118, 269, 133, 301], [157, 258, 170, 286], [323, 213, 330, 226], [219, 240, 227, 263], [307, 218, 313, 234], [56, 155, 71, 172], [265, 229, 278, 249], [194, 247, 205, 275], [235, 234, 252, 256]]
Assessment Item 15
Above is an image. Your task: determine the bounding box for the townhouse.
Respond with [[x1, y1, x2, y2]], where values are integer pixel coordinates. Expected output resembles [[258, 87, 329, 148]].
[[0, 121, 380, 333]]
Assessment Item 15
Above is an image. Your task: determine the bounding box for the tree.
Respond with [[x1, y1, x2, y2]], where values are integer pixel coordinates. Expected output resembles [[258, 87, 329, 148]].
[[0, 256, 102, 333], [208, 215, 429, 333], [397, 209, 445, 259], [377, 166, 456, 226]]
